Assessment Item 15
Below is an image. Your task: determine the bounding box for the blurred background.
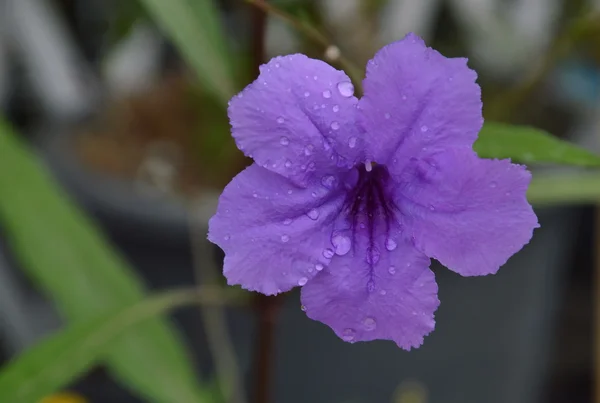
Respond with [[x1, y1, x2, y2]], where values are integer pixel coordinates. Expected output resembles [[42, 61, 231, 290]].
[[0, 0, 599, 402]]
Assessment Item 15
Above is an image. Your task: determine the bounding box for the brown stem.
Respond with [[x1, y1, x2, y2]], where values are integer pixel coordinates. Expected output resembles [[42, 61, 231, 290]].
[[250, 0, 267, 75], [253, 294, 284, 403]]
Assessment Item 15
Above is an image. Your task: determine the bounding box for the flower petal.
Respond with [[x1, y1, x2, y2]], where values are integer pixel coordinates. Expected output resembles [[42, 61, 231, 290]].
[[229, 54, 364, 187], [208, 164, 346, 295], [398, 148, 539, 276], [358, 33, 482, 167], [301, 227, 439, 349]]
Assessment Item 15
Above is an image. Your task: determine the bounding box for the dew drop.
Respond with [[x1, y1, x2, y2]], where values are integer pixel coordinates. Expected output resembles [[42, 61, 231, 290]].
[[281, 234, 290, 243], [366, 246, 380, 265], [429, 205, 435, 211], [337, 81, 354, 97], [330, 121, 340, 130], [420, 125, 428, 132], [332, 234, 351, 256], [300, 304, 307, 311], [321, 175, 336, 189], [300, 164, 306, 170], [283, 218, 292, 225], [284, 160, 292, 168], [252, 192, 258, 198], [384, 112, 391, 119], [402, 94, 407, 100], [505, 191, 511, 196], [363, 317, 377, 331], [313, 75, 318, 80], [275, 63, 280, 68], [287, 189, 293, 195], [342, 328, 356, 342], [367, 280, 375, 292], [304, 144, 314, 155], [333, 104, 340, 112], [364, 160, 373, 172], [304, 91, 310, 97], [385, 238, 397, 251], [280, 137, 289, 146], [380, 289, 387, 296], [315, 263, 324, 271], [323, 248, 335, 259], [490, 181, 498, 188], [388, 266, 396, 275], [322, 89, 332, 98], [308, 162, 315, 170], [277, 116, 285, 124], [348, 137, 357, 148], [224, 234, 230, 241], [298, 277, 308, 286], [307, 208, 319, 220], [313, 104, 319, 111]]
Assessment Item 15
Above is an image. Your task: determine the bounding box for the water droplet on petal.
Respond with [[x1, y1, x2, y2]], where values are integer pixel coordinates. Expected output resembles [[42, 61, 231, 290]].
[[379, 289, 387, 296], [224, 234, 230, 241], [287, 189, 293, 195], [323, 248, 334, 259], [420, 125, 428, 132], [348, 137, 357, 148], [505, 191, 511, 196], [313, 75, 318, 80], [252, 192, 258, 198], [337, 81, 354, 97], [384, 113, 391, 119], [365, 160, 373, 172], [298, 277, 308, 286], [281, 234, 290, 243], [490, 181, 497, 188], [280, 137, 289, 146], [388, 266, 396, 275], [284, 160, 292, 168], [322, 90, 332, 98], [385, 238, 397, 251], [321, 175, 336, 189], [304, 91, 310, 97], [401, 94, 407, 100], [330, 121, 340, 130], [366, 246, 380, 265], [342, 328, 356, 342], [429, 205, 435, 211], [363, 317, 377, 331], [333, 105, 340, 112], [367, 280, 375, 292], [315, 263, 324, 271], [283, 218, 292, 225], [311, 192, 318, 198], [304, 144, 314, 156], [277, 116, 285, 124], [307, 208, 319, 220], [300, 304, 307, 311], [332, 234, 351, 256]]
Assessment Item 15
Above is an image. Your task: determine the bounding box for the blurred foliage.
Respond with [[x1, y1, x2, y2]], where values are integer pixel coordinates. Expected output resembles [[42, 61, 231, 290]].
[[476, 122, 600, 167], [0, 119, 211, 403]]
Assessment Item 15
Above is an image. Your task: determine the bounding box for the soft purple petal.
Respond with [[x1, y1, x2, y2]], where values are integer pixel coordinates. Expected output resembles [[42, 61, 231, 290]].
[[397, 148, 539, 276], [229, 54, 364, 187], [358, 33, 483, 169], [301, 224, 439, 349], [208, 164, 346, 295]]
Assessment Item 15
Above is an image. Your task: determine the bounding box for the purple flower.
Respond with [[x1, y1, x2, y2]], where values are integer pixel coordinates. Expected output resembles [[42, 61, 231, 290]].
[[208, 33, 538, 349]]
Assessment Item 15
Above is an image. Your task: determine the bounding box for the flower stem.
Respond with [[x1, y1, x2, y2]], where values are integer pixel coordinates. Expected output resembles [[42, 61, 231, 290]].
[[244, 0, 364, 94]]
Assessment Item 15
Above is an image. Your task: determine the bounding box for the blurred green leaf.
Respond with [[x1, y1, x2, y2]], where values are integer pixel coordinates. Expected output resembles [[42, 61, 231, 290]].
[[0, 119, 209, 403], [527, 171, 600, 206], [475, 122, 600, 166], [0, 288, 221, 403], [139, 0, 236, 105], [107, 0, 148, 45]]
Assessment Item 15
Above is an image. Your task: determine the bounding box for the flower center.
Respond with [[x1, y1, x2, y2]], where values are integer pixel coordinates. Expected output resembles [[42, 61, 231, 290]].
[[342, 163, 398, 263]]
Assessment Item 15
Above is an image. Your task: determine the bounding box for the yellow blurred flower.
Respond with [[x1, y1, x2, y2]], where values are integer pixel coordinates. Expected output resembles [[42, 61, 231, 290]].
[[39, 391, 88, 403]]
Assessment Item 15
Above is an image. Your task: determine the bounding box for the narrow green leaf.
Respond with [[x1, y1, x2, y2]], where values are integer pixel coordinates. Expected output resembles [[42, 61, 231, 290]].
[[527, 171, 600, 206], [0, 288, 226, 403], [139, 0, 236, 105], [474, 122, 600, 166], [0, 119, 208, 403]]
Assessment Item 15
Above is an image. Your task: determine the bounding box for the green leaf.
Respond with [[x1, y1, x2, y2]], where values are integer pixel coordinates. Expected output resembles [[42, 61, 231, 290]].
[[0, 119, 209, 403], [139, 0, 236, 105], [0, 289, 222, 403], [474, 122, 600, 166], [527, 171, 600, 206]]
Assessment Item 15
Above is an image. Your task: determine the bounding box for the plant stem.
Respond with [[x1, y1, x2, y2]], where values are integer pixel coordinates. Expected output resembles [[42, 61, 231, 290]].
[[244, 0, 364, 93]]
